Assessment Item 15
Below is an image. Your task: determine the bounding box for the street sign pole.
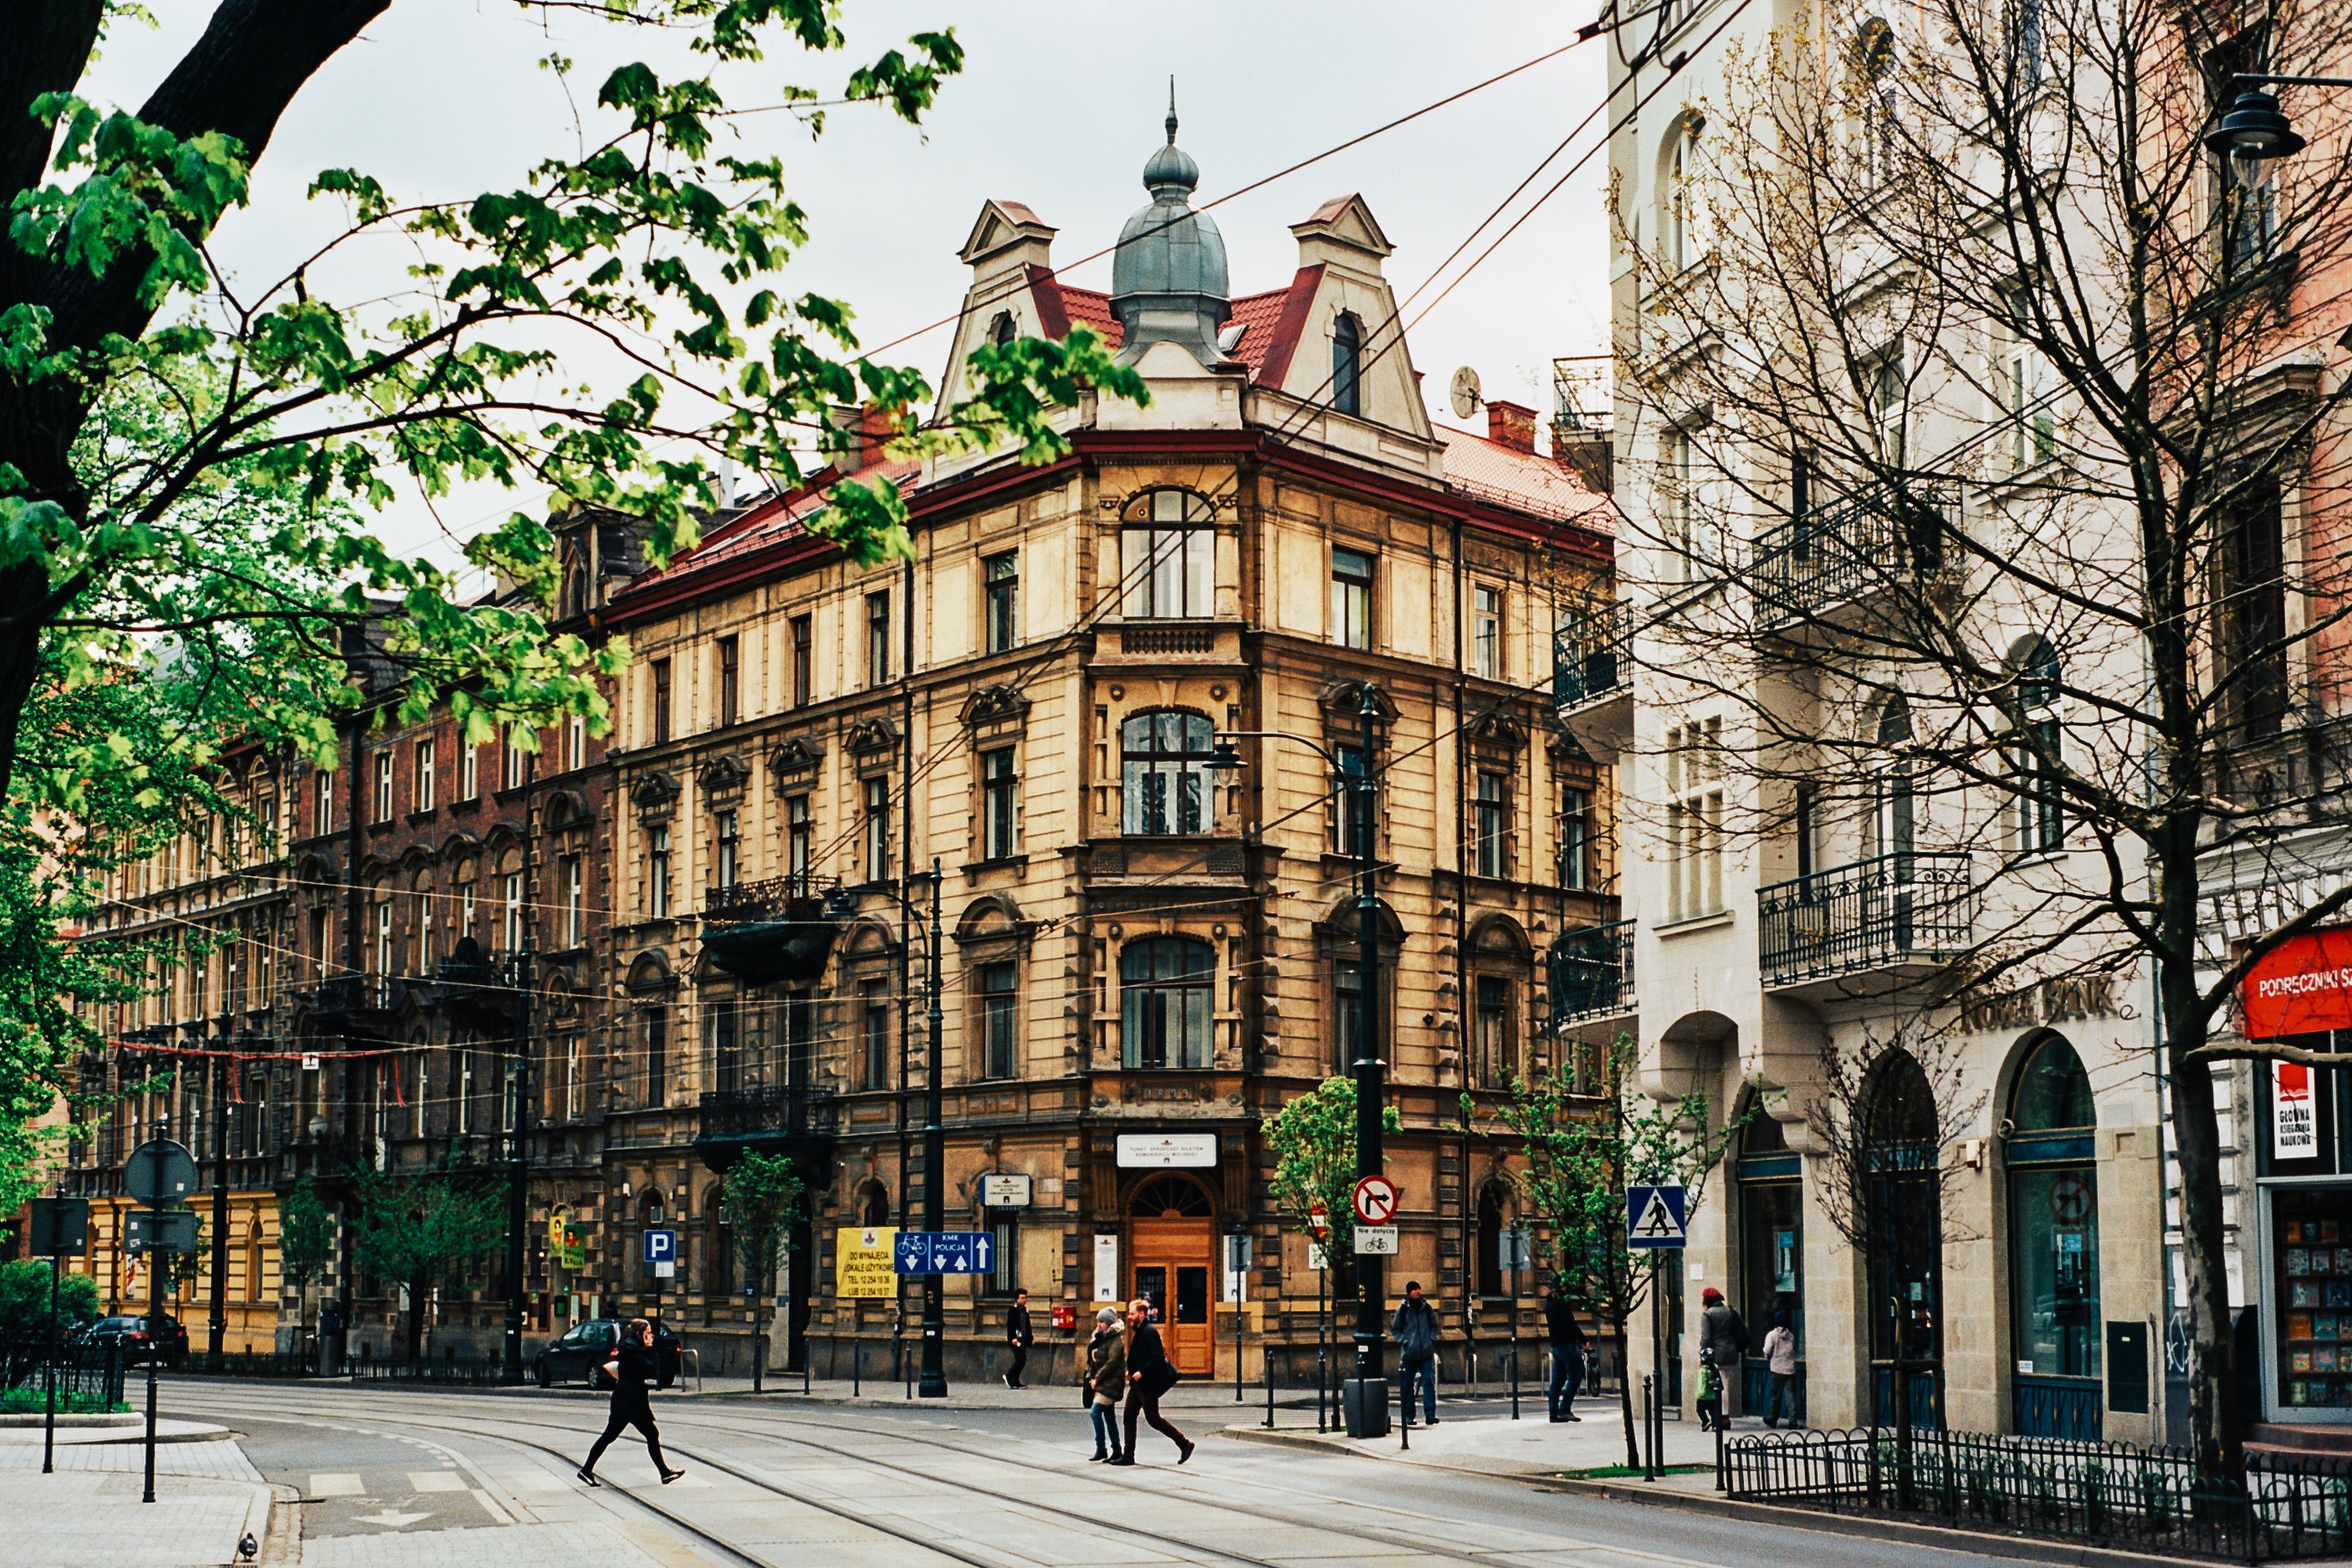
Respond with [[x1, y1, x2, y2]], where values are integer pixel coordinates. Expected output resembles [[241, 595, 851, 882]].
[[43, 1250, 59, 1474], [143, 1198, 161, 1503], [1347, 682, 1389, 1440], [919, 861, 948, 1399]]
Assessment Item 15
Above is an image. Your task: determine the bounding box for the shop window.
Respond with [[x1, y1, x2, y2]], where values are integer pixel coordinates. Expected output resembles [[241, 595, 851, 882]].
[[2007, 1034, 2099, 1436], [1120, 937, 1214, 1070]]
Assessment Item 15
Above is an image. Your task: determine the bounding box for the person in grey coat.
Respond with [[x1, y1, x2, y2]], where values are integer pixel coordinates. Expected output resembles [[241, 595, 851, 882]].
[[1392, 1280, 1441, 1423]]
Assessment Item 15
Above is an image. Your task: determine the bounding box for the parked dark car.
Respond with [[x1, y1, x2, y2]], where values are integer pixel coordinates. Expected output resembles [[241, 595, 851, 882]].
[[70, 1313, 188, 1367], [531, 1318, 681, 1389]]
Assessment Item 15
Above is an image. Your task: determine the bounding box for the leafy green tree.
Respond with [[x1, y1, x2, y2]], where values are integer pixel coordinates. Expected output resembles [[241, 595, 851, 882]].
[[277, 1177, 335, 1342], [1487, 1036, 1744, 1467], [722, 1149, 804, 1394], [350, 1163, 502, 1366], [1265, 1076, 1403, 1315], [0, 1257, 101, 1343]]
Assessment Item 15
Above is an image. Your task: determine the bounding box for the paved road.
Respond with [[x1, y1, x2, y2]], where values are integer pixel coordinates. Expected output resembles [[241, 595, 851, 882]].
[[161, 1381, 2068, 1568]]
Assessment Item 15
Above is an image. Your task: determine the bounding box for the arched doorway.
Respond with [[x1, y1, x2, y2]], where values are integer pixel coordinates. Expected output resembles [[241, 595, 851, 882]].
[[1128, 1173, 1215, 1376], [1475, 1184, 1507, 1301], [2008, 1034, 2100, 1438], [1864, 1051, 1941, 1428], [1737, 1106, 1803, 1426]]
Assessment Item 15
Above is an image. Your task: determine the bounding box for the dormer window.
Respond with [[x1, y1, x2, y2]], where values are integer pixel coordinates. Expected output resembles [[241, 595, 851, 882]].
[[989, 311, 1016, 348], [1333, 313, 1363, 416], [1121, 489, 1214, 619]]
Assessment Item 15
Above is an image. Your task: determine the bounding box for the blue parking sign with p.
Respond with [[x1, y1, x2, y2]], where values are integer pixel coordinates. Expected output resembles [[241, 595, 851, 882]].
[[644, 1228, 677, 1264], [1625, 1184, 1687, 1249]]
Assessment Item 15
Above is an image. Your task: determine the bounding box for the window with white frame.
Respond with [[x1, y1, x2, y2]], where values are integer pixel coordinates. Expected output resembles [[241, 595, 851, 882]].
[[1121, 712, 1214, 835], [414, 738, 435, 812], [981, 748, 1017, 861], [1472, 771, 1509, 879], [502, 730, 527, 792], [460, 743, 479, 802], [372, 750, 394, 824], [372, 898, 392, 975], [563, 855, 585, 946], [504, 870, 524, 950], [314, 768, 335, 836], [1867, 346, 1908, 467], [978, 960, 1018, 1080], [1999, 284, 2055, 471], [1666, 718, 1725, 922], [714, 809, 740, 890], [566, 714, 585, 774], [1121, 490, 1215, 619], [1559, 784, 1593, 890], [2011, 641, 2063, 854], [1871, 695, 1916, 866], [648, 827, 672, 919], [1332, 547, 1374, 651], [787, 794, 810, 881], [864, 777, 892, 881], [1472, 585, 1503, 677]]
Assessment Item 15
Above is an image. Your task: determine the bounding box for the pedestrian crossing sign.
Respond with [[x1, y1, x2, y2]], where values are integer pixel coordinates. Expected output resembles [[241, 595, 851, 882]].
[[1625, 1184, 1688, 1250]]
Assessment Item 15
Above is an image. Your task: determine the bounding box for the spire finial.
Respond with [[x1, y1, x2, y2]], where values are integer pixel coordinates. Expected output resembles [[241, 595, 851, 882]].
[[1166, 77, 1178, 145]]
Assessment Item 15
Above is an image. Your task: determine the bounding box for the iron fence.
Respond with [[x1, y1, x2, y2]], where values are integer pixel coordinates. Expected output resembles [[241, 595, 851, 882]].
[[1, 1342, 126, 1407], [1552, 600, 1633, 711], [1757, 852, 1972, 988], [1751, 480, 1959, 631], [343, 1353, 509, 1386], [1726, 1427, 2352, 1561], [1548, 921, 1635, 1026]]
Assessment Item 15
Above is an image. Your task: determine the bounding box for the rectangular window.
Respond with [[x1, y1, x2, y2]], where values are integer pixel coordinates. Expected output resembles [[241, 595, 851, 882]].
[[372, 900, 392, 976], [414, 738, 436, 813], [1336, 745, 1370, 857], [1473, 771, 1509, 879], [790, 615, 812, 707], [459, 881, 478, 943], [1667, 718, 1726, 922], [1334, 958, 1365, 1075], [502, 730, 526, 792], [1472, 585, 1503, 678], [413, 886, 435, 964], [862, 982, 889, 1090], [984, 552, 1019, 654], [864, 777, 891, 882], [981, 748, 1017, 861], [979, 960, 1018, 1080], [2001, 285, 2056, 472], [566, 714, 585, 774], [563, 856, 584, 947], [715, 809, 740, 891], [1664, 429, 1697, 581], [373, 750, 394, 824], [1560, 784, 1592, 890], [645, 1009, 667, 1110], [504, 871, 524, 951], [717, 635, 740, 728], [564, 1035, 582, 1121], [648, 827, 672, 920], [1475, 975, 1515, 1087], [989, 1218, 1018, 1295], [1332, 548, 1374, 651], [461, 743, 479, 802], [457, 1049, 474, 1135], [314, 768, 335, 837], [787, 794, 811, 883], [867, 593, 891, 687], [652, 657, 673, 744], [1795, 780, 1821, 886], [2223, 478, 2288, 740], [710, 997, 740, 1093]]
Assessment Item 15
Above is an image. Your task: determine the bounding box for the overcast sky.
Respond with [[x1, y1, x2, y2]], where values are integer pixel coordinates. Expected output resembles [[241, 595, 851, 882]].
[[88, 2, 1611, 562]]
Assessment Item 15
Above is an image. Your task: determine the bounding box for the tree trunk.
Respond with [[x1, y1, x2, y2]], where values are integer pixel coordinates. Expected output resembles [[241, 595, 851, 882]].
[[752, 1289, 763, 1395], [2167, 1014, 2243, 1478], [1615, 1315, 1639, 1468], [405, 1273, 427, 1369]]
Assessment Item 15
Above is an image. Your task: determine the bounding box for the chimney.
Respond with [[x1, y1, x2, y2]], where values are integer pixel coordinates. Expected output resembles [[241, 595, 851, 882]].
[[1485, 399, 1537, 453], [825, 403, 901, 472], [1550, 415, 1614, 495]]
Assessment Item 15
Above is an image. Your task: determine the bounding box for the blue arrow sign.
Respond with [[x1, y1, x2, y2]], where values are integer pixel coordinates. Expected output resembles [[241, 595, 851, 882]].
[[893, 1231, 996, 1275], [1625, 1184, 1688, 1250], [643, 1228, 677, 1264]]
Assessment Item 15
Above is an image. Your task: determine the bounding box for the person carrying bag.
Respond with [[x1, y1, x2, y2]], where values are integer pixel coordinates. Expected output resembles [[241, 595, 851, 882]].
[[1109, 1297, 1193, 1465], [576, 1318, 683, 1487]]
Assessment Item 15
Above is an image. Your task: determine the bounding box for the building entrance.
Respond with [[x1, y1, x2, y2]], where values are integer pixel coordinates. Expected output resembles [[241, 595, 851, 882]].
[[1128, 1174, 1215, 1376]]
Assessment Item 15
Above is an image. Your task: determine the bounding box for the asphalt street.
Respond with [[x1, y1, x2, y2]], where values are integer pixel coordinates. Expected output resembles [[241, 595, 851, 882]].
[[143, 1379, 2084, 1568]]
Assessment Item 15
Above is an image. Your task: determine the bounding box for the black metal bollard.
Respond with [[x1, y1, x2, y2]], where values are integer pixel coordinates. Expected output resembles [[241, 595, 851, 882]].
[[852, 1341, 862, 1398], [1642, 1374, 1655, 1482], [1264, 1358, 1276, 1429], [1398, 1369, 1410, 1452]]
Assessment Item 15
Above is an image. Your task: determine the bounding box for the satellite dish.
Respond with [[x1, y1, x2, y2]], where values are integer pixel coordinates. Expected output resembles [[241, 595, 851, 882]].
[[1450, 365, 1483, 421]]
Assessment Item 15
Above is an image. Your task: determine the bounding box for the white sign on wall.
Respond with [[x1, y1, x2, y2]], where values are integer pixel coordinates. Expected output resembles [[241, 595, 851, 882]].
[[1116, 1133, 1218, 1168], [982, 1173, 1033, 1208], [2277, 1060, 2319, 1158], [1093, 1233, 1121, 1303]]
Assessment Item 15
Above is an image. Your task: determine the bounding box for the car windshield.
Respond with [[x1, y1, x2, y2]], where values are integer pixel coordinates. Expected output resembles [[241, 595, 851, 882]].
[[100, 1318, 141, 1331]]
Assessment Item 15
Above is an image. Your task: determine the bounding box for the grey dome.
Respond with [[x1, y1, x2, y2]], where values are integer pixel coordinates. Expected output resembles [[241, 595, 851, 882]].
[[1110, 92, 1230, 366]]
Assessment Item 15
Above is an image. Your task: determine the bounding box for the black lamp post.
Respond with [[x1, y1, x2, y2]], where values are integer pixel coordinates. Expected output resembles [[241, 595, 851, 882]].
[[1207, 682, 1390, 1438], [2205, 73, 2352, 161]]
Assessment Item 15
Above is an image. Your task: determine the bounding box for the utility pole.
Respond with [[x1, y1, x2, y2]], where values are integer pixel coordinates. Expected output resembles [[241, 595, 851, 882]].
[[1347, 682, 1389, 1438], [918, 858, 948, 1397], [502, 750, 536, 1382], [207, 1040, 231, 1369]]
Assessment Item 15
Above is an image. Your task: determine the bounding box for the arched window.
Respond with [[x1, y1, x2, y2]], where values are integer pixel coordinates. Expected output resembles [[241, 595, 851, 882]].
[[2012, 638, 2063, 855], [861, 1182, 891, 1227], [1857, 19, 1899, 187], [1128, 1173, 1214, 1218], [1120, 937, 1215, 1070], [1664, 119, 1701, 272], [1122, 712, 1215, 836], [1869, 693, 1915, 876], [1121, 489, 1215, 619], [2007, 1034, 2099, 1435], [989, 310, 1016, 349], [1476, 1184, 1506, 1299], [1332, 313, 1363, 416]]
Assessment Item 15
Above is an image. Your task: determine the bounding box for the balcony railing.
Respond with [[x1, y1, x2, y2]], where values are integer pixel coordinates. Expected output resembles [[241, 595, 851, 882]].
[[1548, 919, 1635, 1028], [696, 1086, 840, 1141], [703, 871, 832, 922], [1758, 853, 1972, 989], [1751, 481, 1959, 632], [701, 874, 843, 986], [1552, 601, 1634, 712], [308, 972, 403, 1032]]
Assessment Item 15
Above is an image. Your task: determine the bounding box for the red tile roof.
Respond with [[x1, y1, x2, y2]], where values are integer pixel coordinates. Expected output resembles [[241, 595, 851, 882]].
[[1026, 264, 1120, 347], [616, 456, 924, 600], [1434, 425, 1612, 529]]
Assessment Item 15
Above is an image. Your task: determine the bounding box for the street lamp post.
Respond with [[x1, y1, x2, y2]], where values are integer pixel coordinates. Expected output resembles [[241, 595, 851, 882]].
[[502, 751, 536, 1383], [920, 857, 948, 1399], [2206, 73, 2352, 161], [1207, 683, 1390, 1438]]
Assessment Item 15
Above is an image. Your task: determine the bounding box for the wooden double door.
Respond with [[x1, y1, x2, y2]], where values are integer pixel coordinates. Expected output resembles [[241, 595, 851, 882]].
[[1130, 1218, 1215, 1376]]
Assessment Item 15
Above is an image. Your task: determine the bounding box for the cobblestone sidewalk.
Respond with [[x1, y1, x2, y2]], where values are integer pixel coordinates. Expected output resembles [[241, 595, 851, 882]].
[[0, 1469, 272, 1568]]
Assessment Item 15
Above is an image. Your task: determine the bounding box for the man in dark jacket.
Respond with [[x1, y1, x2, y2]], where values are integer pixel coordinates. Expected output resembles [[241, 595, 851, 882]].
[[1392, 1281, 1441, 1424], [1696, 1286, 1748, 1432], [1005, 1290, 1034, 1389], [577, 1318, 682, 1486], [1543, 1278, 1588, 1422], [1111, 1297, 1194, 1464]]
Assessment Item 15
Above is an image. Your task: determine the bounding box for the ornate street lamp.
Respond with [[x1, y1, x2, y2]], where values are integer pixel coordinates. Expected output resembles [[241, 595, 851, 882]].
[[2204, 74, 2352, 161]]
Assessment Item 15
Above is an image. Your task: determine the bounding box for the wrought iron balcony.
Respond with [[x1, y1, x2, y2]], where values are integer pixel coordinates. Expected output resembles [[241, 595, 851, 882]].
[[1751, 481, 1960, 636], [693, 1085, 839, 1169], [1757, 852, 1972, 993], [1548, 919, 1635, 1029], [430, 937, 513, 1034], [307, 971, 403, 1031], [1552, 601, 1634, 762], [702, 874, 843, 986]]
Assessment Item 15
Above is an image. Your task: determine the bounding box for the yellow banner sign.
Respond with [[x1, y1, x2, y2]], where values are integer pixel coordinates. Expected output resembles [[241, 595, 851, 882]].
[[836, 1226, 899, 1300]]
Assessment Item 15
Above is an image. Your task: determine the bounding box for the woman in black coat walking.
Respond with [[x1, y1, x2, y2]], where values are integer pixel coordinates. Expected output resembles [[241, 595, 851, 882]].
[[577, 1318, 683, 1487], [1109, 1297, 1194, 1466]]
